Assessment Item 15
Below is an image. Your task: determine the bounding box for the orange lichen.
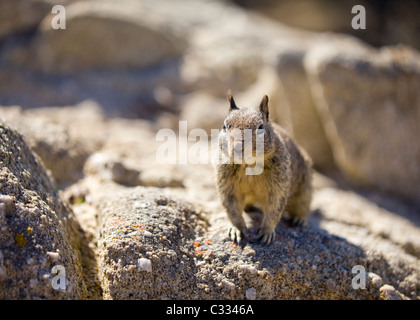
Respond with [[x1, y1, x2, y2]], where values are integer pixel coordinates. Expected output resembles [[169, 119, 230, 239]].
[[134, 224, 145, 231], [204, 239, 212, 245], [117, 223, 145, 234], [230, 242, 240, 250], [193, 241, 201, 248], [194, 248, 204, 256], [111, 218, 126, 227]]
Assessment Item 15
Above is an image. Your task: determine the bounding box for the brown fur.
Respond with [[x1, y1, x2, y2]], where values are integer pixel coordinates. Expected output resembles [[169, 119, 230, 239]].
[[214, 94, 313, 245]]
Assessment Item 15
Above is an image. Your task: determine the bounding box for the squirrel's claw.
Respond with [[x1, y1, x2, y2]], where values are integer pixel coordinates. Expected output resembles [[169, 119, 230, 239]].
[[291, 217, 307, 228], [257, 229, 275, 245], [228, 226, 247, 243]]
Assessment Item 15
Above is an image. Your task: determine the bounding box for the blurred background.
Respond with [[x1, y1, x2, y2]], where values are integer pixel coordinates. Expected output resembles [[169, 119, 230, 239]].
[[234, 0, 420, 49], [0, 0, 419, 207]]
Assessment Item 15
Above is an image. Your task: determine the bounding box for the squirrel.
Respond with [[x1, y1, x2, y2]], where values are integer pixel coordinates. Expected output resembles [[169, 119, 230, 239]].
[[214, 92, 313, 245]]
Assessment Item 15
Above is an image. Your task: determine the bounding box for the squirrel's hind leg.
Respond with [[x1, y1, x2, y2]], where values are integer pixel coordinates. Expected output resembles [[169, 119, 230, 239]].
[[285, 187, 312, 228]]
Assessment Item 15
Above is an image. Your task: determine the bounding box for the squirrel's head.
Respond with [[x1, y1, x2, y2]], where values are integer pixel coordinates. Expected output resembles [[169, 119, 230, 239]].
[[218, 92, 277, 165]]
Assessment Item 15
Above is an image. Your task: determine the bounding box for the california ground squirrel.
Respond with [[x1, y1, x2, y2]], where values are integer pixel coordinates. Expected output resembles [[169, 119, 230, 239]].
[[215, 93, 312, 245]]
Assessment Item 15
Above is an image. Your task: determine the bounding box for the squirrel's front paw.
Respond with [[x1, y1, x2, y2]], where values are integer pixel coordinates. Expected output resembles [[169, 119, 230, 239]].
[[228, 226, 248, 243], [257, 228, 276, 245], [284, 216, 307, 228]]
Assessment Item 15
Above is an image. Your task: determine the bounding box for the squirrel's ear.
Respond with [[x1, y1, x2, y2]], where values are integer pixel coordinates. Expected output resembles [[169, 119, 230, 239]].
[[227, 91, 239, 112], [259, 95, 269, 120]]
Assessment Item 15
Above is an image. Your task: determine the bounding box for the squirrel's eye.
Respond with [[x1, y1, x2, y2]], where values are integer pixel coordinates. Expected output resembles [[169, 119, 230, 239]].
[[223, 125, 226, 131], [258, 124, 263, 130]]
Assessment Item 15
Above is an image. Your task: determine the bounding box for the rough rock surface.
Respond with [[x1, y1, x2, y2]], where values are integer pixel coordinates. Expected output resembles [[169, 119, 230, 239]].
[[96, 187, 208, 299], [305, 43, 420, 203], [90, 179, 420, 300], [0, 122, 96, 299], [67, 113, 419, 300], [2, 100, 420, 300]]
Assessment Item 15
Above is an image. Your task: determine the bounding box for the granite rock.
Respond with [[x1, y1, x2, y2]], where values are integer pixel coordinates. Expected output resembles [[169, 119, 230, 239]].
[[305, 43, 420, 202], [0, 122, 94, 299]]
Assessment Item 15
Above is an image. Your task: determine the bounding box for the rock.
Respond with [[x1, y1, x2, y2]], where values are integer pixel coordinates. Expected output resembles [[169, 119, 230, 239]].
[[0, 0, 327, 120], [0, 122, 93, 299], [0, 0, 58, 40], [38, 105, 417, 300], [311, 187, 420, 299], [92, 180, 420, 299], [368, 272, 383, 289], [83, 152, 142, 187], [31, 0, 187, 74], [0, 101, 106, 187], [0, 194, 14, 220], [1, 0, 420, 301], [2, 97, 419, 300], [178, 92, 227, 134], [180, 28, 265, 96], [379, 285, 403, 300], [312, 188, 420, 260], [96, 187, 208, 299], [83, 152, 184, 189], [178, 0, 315, 96], [77, 115, 196, 190], [240, 0, 420, 52], [305, 43, 420, 202], [271, 34, 372, 172], [0, 0, 187, 115], [274, 47, 334, 171]]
